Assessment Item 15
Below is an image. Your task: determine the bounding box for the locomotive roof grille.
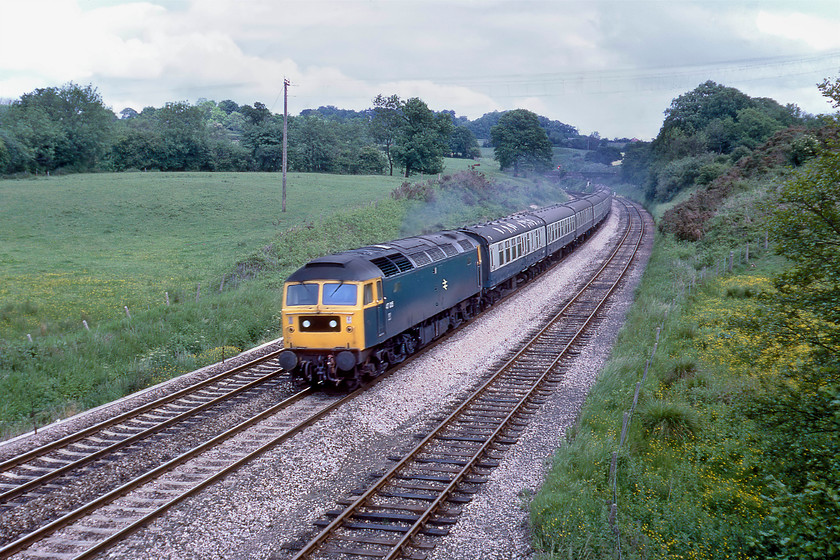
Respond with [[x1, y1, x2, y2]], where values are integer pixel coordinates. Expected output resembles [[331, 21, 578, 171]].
[[440, 243, 458, 257], [370, 256, 399, 277], [393, 254, 413, 272], [458, 240, 474, 251]]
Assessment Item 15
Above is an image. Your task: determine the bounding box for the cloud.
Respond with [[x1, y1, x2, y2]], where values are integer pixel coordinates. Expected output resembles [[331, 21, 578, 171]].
[[0, 0, 838, 138], [756, 10, 840, 50]]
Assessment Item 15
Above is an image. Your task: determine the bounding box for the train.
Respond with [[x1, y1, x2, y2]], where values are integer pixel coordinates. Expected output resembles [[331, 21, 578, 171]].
[[278, 189, 613, 389]]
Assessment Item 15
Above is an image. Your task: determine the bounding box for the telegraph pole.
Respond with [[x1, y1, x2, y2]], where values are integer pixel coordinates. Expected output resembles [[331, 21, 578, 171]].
[[282, 77, 290, 212]]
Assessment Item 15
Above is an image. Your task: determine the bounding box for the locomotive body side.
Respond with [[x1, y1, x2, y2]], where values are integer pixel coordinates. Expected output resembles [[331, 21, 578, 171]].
[[375, 231, 481, 344]]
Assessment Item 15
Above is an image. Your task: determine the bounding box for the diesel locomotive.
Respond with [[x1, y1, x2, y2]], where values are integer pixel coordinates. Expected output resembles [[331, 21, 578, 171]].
[[278, 189, 612, 389]]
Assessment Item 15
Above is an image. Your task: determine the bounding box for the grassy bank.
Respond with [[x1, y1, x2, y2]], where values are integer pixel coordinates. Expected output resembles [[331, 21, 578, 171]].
[[530, 155, 839, 558], [531, 231, 780, 558], [0, 171, 409, 341]]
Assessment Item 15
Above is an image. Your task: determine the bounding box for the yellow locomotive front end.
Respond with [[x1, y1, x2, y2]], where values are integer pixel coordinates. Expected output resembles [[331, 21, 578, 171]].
[[281, 280, 366, 352], [278, 271, 385, 388]]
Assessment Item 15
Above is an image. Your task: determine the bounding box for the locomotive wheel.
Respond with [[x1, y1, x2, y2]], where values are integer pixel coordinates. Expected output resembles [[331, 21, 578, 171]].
[[403, 334, 417, 356], [341, 367, 364, 391]]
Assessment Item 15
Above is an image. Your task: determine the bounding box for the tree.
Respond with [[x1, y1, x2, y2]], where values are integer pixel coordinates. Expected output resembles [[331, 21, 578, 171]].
[[4, 83, 115, 172], [490, 109, 553, 175], [743, 79, 840, 558], [153, 102, 209, 171], [661, 80, 753, 135], [449, 126, 480, 159], [369, 94, 401, 175], [217, 99, 239, 115], [391, 97, 453, 177]]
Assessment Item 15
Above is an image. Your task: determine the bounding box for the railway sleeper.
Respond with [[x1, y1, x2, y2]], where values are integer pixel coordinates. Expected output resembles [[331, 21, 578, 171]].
[[325, 510, 457, 526], [313, 519, 449, 537], [323, 544, 427, 559], [379, 490, 472, 504], [415, 456, 500, 469], [332, 533, 434, 549], [337, 498, 461, 517]]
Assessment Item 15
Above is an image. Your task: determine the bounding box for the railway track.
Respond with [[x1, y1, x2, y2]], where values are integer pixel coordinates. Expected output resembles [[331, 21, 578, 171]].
[[0, 352, 304, 559], [1, 387, 363, 560], [288, 198, 645, 560]]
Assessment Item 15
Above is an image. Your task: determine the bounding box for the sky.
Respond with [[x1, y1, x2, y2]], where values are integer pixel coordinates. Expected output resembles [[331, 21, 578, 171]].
[[1, 0, 839, 139]]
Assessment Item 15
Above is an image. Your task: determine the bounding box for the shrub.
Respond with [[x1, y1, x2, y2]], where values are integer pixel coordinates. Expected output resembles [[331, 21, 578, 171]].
[[638, 399, 700, 441]]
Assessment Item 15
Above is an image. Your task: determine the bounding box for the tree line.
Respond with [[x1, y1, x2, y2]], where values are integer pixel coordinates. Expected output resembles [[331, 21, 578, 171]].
[[0, 82, 612, 178], [620, 80, 822, 203]]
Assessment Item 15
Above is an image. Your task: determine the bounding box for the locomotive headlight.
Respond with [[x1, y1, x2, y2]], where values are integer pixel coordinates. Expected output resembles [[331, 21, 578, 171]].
[[329, 319, 338, 328], [346, 326, 353, 332], [287, 326, 295, 333], [302, 320, 311, 328]]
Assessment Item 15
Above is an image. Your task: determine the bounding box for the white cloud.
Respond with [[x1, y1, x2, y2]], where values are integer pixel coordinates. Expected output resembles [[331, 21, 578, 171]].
[[756, 10, 840, 50], [0, 0, 838, 137]]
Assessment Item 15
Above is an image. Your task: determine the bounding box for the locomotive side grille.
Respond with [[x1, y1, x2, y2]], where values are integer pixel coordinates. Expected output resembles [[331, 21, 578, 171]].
[[370, 256, 399, 277], [409, 251, 432, 266], [440, 243, 458, 257], [426, 247, 445, 261], [392, 254, 414, 272]]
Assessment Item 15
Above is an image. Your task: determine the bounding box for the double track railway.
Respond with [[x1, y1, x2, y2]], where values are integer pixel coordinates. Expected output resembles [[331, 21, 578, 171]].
[[288, 198, 645, 560], [0, 197, 647, 560]]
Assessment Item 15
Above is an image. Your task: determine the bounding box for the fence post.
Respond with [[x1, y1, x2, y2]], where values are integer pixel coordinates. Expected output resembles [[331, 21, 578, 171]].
[[729, 251, 734, 272], [165, 291, 170, 306], [196, 283, 201, 303], [83, 320, 90, 331], [124, 306, 131, 319], [620, 411, 630, 447], [632, 382, 641, 413]]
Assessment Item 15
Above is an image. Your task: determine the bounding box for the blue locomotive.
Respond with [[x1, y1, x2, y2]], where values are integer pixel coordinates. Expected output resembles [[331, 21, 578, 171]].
[[278, 189, 612, 388]]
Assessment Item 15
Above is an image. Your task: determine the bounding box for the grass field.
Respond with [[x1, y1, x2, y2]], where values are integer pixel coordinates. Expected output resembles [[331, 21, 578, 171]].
[[0, 171, 408, 340]]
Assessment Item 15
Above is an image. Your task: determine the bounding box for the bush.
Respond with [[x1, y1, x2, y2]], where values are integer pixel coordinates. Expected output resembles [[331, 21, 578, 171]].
[[639, 399, 700, 441]]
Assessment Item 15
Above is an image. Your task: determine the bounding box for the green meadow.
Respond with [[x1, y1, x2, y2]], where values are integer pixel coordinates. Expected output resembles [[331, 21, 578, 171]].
[[0, 171, 407, 340]]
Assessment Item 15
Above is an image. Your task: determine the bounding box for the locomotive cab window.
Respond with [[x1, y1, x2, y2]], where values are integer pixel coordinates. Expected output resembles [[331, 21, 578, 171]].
[[363, 283, 374, 305], [286, 283, 319, 306], [323, 283, 357, 306]]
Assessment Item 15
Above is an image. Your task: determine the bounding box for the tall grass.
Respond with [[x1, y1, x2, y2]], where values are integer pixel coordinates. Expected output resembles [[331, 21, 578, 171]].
[[530, 232, 773, 559]]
